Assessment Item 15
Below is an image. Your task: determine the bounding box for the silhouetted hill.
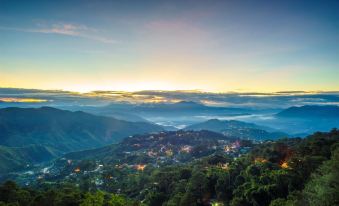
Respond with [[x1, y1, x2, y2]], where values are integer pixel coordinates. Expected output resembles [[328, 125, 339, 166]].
[[0, 107, 163, 153], [186, 119, 267, 130], [276, 105, 339, 118], [60, 105, 149, 122], [185, 119, 288, 140]]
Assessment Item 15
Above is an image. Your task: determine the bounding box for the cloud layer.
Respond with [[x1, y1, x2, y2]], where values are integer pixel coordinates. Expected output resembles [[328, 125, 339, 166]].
[[0, 88, 338, 109]]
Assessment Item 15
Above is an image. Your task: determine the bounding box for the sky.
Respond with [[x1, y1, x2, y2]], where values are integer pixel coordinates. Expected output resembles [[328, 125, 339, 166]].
[[0, 0, 338, 93]]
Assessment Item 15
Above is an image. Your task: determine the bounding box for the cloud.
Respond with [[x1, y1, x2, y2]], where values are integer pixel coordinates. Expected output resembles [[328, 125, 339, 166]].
[[0, 23, 117, 44], [33, 23, 84, 35], [1, 88, 339, 109]]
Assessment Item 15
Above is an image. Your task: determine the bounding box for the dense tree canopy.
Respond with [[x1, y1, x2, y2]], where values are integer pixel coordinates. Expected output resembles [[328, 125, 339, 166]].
[[0, 129, 338, 206]]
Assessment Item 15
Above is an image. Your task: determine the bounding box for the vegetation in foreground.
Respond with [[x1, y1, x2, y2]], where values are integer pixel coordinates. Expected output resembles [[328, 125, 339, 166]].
[[0, 129, 338, 206]]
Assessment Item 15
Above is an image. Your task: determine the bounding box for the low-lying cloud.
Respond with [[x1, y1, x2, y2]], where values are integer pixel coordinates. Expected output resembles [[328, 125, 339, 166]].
[[0, 88, 338, 109]]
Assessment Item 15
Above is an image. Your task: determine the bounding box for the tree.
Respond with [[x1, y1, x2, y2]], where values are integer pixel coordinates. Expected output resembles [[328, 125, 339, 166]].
[[302, 148, 339, 206], [179, 192, 197, 206], [144, 191, 167, 206], [164, 193, 184, 206], [183, 170, 210, 205], [107, 194, 130, 206], [80, 191, 104, 206], [215, 172, 232, 202]]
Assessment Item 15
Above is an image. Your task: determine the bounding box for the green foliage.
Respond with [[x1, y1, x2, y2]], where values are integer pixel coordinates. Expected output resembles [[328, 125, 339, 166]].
[[0, 145, 57, 174], [80, 191, 104, 206], [0, 107, 163, 156], [1, 129, 338, 206], [302, 147, 339, 206], [107, 194, 131, 206], [0, 181, 131, 206], [147, 129, 339, 206]]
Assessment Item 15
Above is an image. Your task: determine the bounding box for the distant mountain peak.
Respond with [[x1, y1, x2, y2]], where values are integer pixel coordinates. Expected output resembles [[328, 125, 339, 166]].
[[174, 101, 202, 105], [206, 119, 221, 123], [277, 105, 339, 118]]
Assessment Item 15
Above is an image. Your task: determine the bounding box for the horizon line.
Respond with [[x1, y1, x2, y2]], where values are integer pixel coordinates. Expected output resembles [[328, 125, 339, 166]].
[[1, 86, 339, 95]]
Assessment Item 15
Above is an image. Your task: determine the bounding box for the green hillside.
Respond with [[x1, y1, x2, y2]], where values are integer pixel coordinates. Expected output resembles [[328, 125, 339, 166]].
[[0, 107, 164, 153], [0, 145, 58, 174]]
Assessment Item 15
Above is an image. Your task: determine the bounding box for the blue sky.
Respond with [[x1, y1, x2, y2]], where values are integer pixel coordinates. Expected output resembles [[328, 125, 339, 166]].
[[0, 0, 338, 92]]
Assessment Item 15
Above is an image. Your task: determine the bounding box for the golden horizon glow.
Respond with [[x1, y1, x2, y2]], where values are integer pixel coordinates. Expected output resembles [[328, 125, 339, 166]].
[[0, 97, 49, 103], [1, 85, 338, 95], [1, 1, 338, 94]]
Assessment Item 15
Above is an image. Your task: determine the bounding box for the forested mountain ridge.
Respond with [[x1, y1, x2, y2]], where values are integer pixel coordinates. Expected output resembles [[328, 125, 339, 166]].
[[0, 107, 164, 153], [276, 105, 339, 118], [0, 145, 57, 174]]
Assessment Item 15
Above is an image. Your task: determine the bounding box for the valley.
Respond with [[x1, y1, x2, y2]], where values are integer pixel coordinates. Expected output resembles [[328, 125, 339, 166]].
[[0, 101, 338, 206]]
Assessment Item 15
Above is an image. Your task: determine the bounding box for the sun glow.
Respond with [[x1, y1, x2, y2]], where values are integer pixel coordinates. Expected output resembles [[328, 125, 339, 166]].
[[0, 98, 48, 103], [61, 80, 195, 94]]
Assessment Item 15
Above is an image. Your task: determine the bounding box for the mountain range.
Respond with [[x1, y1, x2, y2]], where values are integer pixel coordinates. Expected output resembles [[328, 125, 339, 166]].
[[0, 107, 164, 152], [1, 104, 338, 174], [100, 101, 251, 117], [0, 107, 165, 173], [185, 119, 289, 140], [276, 105, 339, 118]]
